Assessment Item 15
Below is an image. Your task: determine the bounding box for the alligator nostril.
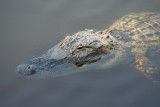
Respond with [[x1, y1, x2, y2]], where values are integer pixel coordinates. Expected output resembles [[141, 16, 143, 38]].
[[16, 64, 37, 75], [27, 66, 31, 69]]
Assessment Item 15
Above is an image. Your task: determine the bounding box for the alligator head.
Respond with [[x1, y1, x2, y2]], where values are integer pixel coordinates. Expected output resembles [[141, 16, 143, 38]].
[[16, 29, 119, 78]]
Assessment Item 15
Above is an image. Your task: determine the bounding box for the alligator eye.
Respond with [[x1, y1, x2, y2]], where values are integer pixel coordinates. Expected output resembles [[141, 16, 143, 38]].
[[72, 46, 85, 55], [76, 45, 92, 50], [77, 46, 83, 49], [72, 45, 95, 55]]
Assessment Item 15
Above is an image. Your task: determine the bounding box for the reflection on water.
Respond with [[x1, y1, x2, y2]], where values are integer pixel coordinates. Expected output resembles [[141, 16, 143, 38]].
[[1, 0, 160, 107]]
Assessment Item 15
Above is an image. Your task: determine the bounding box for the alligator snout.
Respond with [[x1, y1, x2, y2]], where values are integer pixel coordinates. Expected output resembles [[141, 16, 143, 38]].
[[16, 64, 37, 75]]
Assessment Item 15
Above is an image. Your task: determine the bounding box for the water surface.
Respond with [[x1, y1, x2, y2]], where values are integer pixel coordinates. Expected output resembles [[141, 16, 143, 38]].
[[1, 0, 160, 107]]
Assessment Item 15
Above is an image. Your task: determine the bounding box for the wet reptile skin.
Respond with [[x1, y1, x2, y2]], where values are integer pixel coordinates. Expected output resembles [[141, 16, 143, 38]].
[[102, 12, 160, 80], [16, 12, 160, 80]]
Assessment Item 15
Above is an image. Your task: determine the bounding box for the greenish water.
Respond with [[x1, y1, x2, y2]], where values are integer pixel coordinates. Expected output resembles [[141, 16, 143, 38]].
[[1, 0, 160, 107]]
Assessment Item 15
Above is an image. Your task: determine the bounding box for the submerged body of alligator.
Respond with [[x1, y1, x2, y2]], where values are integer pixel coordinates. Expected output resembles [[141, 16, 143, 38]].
[[16, 12, 160, 80]]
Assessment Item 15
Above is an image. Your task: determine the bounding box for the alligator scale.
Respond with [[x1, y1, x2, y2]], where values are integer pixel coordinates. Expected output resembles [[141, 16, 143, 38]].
[[16, 12, 160, 80]]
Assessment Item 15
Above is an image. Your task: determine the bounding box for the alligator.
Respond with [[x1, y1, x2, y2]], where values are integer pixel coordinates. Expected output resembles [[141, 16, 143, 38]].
[[16, 12, 160, 80]]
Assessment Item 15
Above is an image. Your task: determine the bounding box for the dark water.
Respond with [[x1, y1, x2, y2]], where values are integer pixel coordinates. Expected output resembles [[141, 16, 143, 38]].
[[1, 0, 160, 107]]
